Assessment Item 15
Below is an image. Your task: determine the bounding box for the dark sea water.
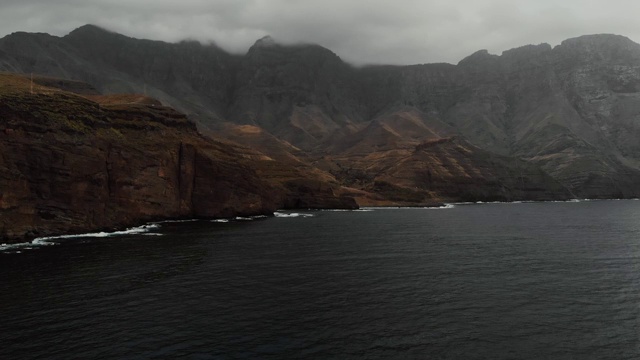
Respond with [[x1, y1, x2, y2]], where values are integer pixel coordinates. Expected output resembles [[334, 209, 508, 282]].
[[2, 201, 640, 359]]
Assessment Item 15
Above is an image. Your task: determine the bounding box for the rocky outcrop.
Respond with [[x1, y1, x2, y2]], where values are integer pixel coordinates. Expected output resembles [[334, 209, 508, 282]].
[[0, 74, 356, 242]]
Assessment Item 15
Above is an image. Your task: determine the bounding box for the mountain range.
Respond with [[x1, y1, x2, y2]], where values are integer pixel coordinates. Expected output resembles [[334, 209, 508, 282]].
[[3, 24, 640, 239]]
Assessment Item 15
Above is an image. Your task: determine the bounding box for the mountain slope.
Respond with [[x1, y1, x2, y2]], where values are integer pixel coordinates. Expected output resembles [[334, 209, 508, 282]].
[[0, 73, 356, 242], [3, 26, 640, 200]]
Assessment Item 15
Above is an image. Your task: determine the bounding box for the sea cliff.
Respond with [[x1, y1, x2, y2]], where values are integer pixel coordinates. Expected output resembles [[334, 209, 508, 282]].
[[0, 73, 356, 242]]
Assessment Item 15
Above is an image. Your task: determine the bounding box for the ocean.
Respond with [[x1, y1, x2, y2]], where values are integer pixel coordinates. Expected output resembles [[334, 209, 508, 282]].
[[2, 200, 640, 359]]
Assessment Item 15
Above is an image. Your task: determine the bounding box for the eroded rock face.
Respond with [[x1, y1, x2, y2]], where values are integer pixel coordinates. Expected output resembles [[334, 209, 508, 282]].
[[343, 34, 640, 198], [289, 105, 569, 206], [0, 74, 355, 242]]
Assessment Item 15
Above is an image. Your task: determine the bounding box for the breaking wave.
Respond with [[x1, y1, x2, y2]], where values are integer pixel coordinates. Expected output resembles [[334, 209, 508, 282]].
[[35, 224, 162, 243], [274, 212, 315, 218], [433, 204, 455, 209], [234, 215, 268, 221], [364, 204, 456, 210], [211, 215, 269, 222], [323, 209, 374, 212], [1, 224, 161, 253], [0, 242, 39, 252], [152, 219, 200, 224]]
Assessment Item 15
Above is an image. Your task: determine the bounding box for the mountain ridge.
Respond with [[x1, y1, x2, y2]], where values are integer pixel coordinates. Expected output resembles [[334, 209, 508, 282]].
[[2, 25, 640, 209]]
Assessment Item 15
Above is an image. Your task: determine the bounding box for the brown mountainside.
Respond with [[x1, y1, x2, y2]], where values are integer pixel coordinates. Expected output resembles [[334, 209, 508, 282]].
[[0, 73, 356, 242]]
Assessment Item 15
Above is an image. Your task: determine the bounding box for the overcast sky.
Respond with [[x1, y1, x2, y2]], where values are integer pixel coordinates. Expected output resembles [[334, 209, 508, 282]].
[[2, 0, 639, 65]]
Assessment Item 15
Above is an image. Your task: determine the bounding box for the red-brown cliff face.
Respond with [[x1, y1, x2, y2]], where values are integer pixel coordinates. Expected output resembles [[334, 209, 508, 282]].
[[0, 73, 356, 242], [312, 108, 570, 206]]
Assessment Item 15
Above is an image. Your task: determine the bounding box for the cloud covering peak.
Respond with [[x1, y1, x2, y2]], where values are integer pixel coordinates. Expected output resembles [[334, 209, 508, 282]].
[[2, 0, 640, 65]]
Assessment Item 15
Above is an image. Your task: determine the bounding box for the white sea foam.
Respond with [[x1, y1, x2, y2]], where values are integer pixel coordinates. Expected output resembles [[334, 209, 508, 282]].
[[34, 224, 161, 242], [230, 215, 270, 221], [2, 224, 161, 253], [274, 212, 315, 218], [152, 219, 199, 224], [0, 241, 35, 252], [323, 209, 374, 212], [437, 204, 456, 209], [412, 204, 456, 209], [34, 224, 160, 244], [211, 215, 267, 223], [475, 201, 528, 204], [363, 204, 455, 210], [452, 198, 639, 205], [31, 238, 58, 246]]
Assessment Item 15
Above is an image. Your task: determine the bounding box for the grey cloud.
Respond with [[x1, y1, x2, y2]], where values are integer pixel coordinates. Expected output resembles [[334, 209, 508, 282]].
[[2, 0, 640, 65]]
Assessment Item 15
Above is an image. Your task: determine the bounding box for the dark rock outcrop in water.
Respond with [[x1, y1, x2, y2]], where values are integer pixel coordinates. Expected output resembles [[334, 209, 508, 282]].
[[3, 25, 640, 207], [0, 73, 356, 242]]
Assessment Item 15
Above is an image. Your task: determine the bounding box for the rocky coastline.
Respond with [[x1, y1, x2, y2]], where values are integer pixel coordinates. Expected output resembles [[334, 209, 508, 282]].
[[0, 73, 356, 243]]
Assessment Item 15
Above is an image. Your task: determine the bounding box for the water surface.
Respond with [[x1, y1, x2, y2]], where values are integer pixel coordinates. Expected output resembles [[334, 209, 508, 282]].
[[2, 201, 640, 359]]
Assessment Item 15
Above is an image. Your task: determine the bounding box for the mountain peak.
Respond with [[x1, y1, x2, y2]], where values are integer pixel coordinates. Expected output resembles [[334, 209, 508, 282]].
[[554, 33, 640, 63], [501, 43, 552, 57], [254, 35, 277, 48], [245, 35, 342, 64], [457, 49, 499, 67], [68, 24, 113, 37], [559, 33, 634, 47]]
